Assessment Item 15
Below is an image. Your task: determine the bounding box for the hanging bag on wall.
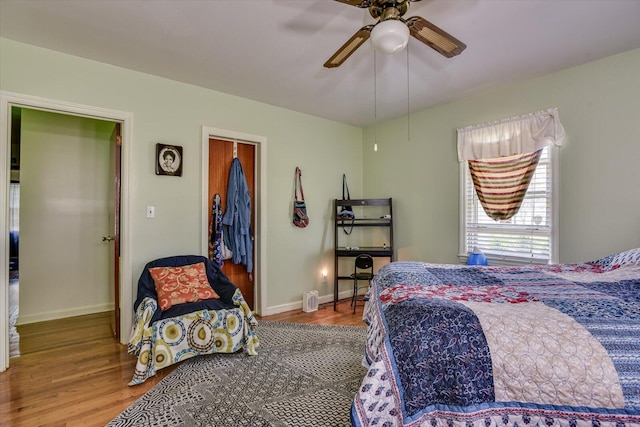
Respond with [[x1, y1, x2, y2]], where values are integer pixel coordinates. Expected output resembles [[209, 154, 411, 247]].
[[338, 173, 355, 235], [293, 167, 309, 228], [338, 174, 355, 218]]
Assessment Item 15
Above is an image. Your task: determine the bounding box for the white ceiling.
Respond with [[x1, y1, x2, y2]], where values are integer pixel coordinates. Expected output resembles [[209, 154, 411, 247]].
[[1, 0, 639, 127]]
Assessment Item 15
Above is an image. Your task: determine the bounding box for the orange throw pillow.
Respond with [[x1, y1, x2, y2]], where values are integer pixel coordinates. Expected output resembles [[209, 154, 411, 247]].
[[149, 262, 220, 311]]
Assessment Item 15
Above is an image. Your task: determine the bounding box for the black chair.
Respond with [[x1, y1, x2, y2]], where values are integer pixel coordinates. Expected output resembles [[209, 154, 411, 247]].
[[351, 254, 374, 314]]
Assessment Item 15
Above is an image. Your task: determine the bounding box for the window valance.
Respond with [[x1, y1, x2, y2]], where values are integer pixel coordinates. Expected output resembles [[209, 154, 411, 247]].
[[457, 108, 565, 162], [468, 150, 542, 221]]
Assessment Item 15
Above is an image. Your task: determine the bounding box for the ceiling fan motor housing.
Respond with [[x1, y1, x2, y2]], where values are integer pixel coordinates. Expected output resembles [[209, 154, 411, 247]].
[[369, 1, 410, 20]]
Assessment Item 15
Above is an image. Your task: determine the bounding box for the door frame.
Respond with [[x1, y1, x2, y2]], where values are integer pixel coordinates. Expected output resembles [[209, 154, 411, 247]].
[[0, 91, 133, 371], [201, 126, 267, 316]]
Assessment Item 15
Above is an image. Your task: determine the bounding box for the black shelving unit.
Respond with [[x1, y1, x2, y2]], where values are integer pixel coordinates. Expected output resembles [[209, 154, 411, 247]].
[[333, 198, 394, 310]]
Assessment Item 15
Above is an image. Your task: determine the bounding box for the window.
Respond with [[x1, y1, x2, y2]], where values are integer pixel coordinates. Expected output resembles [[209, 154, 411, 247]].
[[9, 182, 19, 232], [457, 108, 565, 265], [460, 145, 558, 265]]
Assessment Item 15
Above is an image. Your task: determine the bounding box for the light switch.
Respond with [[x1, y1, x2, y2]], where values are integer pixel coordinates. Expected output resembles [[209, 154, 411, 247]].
[[146, 206, 155, 218]]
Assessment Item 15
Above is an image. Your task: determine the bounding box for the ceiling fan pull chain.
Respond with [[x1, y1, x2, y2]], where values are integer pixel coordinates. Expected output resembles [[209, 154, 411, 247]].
[[374, 48, 378, 148], [406, 42, 411, 143]]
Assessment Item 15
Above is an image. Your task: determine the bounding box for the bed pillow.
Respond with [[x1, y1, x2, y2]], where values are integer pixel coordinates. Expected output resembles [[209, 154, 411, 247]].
[[149, 262, 220, 311], [609, 247, 640, 268]]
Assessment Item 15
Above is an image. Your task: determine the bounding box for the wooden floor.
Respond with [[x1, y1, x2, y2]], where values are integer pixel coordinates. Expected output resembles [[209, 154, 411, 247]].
[[0, 299, 366, 427]]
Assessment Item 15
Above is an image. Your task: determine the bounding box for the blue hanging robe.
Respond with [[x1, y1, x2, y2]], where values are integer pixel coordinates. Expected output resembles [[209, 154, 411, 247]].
[[222, 157, 253, 274]]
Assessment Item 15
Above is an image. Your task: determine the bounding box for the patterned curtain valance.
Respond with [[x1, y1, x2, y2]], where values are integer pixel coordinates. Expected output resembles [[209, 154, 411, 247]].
[[468, 150, 542, 221], [457, 108, 565, 162]]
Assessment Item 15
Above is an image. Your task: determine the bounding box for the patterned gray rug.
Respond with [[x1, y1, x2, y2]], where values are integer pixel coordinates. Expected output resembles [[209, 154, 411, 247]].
[[108, 321, 367, 427]]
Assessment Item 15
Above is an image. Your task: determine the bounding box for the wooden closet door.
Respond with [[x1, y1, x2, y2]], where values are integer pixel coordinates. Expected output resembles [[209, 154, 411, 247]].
[[208, 138, 255, 310]]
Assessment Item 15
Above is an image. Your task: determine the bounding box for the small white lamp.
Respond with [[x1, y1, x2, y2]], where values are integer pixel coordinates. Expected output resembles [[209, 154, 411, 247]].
[[370, 19, 410, 54]]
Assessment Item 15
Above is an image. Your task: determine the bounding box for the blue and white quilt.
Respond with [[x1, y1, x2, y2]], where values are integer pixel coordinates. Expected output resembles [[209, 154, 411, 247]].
[[352, 249, 640, 427]]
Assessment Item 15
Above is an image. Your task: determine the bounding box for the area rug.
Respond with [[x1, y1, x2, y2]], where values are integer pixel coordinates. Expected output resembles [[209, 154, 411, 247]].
[[108, 321, 367, 427]]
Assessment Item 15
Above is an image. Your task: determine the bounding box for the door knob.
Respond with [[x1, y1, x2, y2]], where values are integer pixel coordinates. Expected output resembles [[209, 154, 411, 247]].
[[102, 236, 115, 242]]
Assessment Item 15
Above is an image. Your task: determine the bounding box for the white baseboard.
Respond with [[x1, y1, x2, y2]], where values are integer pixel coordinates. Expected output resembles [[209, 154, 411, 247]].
[[262, 290, 353, 316], [16, 303, 115, 325]]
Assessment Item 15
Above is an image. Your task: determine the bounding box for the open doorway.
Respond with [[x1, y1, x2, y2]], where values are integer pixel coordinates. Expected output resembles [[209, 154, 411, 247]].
[[0, 92, 133, 372], [8, 108, 117, 357]]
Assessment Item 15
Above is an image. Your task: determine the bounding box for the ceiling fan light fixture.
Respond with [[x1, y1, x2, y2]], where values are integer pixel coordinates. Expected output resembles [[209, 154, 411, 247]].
[[370, 19, 410, 54], [325, 0, 466, 68]]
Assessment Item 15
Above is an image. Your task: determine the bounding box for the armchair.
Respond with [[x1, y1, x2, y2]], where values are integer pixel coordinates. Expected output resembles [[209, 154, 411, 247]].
[[127, 255, 258, 385]]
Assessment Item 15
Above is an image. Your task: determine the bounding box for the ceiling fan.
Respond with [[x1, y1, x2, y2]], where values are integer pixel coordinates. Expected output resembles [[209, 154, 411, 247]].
[[324, 0, 466, 68]]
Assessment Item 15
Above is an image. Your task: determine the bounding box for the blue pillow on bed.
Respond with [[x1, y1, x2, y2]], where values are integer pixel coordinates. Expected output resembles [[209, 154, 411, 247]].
[[610, 247, 640, 267], [591, 247, 640, 270]]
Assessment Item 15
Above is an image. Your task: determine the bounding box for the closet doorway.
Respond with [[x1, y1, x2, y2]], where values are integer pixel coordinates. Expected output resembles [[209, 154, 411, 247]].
[[208, 138, 256, 309]]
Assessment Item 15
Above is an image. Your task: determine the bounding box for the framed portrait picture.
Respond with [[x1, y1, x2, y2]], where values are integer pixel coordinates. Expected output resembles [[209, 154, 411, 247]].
[[155, 143, 183, 176]]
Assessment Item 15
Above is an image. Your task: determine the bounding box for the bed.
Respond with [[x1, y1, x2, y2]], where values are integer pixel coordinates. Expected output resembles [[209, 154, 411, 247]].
[[352, 248, 640, 427], [127, 255, 259, 385]]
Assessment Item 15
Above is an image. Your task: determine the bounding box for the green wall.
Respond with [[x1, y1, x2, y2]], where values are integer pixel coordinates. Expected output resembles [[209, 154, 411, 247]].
[[364, 48, 640, 264], [0, 38, 363, 319]]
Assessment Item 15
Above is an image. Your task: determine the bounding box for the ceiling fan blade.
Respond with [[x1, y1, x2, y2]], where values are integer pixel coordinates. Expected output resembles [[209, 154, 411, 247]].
[[324, 25, 374, 68], [333, 0, 372, 7], [406, 16, 466, 58]]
